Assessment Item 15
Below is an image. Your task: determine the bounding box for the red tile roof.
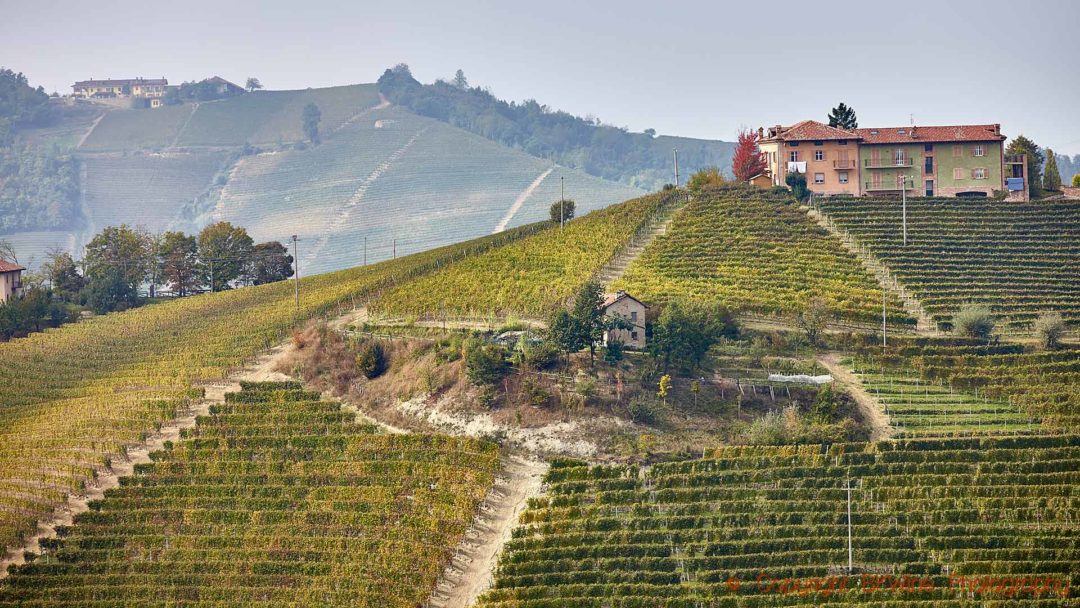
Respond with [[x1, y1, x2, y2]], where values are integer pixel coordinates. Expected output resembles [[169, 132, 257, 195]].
[[854, 124, 1005, 144], [765, 120, 858, 142], [602, 291, 648, 309], [0, 260, 25, 273]]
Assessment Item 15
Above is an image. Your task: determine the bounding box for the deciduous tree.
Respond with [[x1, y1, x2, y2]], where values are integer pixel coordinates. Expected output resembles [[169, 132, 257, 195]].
[[245, 77, 263, 92], [82, 225, 153, 296], [732, 128, 767, 182], [549, 198, 575, 224], [249, 241, 294, 285], [156, 231, 199, 296], [197, 222, 253, 291]]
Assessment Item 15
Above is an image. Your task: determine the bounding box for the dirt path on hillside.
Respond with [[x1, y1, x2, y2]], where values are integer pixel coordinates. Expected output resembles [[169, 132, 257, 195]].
[[817, 353, 893, 442], [75, 112, 106, 150], [493, 167, 554, 233], [427, 456, 548, 608]]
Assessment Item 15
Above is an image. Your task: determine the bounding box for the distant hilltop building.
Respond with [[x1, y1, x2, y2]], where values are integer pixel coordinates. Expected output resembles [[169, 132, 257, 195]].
[[758, 120, 1028, 200], [72, 77, 168, 100]]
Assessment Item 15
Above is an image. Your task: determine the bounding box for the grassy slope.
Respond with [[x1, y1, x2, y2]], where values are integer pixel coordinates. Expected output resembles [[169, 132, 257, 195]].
[[78, 104, 194, 151], [370, 191, 675, 319], [816, 197, 1080, 332], [214, 107, 643, 275], [613, 185, 912, 325]]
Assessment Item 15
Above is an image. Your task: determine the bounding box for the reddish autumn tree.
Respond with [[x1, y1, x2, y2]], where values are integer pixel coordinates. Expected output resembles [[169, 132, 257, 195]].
[[732, 128, 768, 182]]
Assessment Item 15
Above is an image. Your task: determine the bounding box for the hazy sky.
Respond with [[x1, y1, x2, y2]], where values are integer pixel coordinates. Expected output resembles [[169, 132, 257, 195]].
[[3, 0, 1078, 154]]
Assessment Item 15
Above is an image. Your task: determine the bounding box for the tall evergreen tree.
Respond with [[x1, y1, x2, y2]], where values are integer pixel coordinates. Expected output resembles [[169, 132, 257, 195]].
[[302, 103, 321, 144], [452, 69, 468, 89], [1043, 148, 1062, 191], [827, 103, 858, 129]]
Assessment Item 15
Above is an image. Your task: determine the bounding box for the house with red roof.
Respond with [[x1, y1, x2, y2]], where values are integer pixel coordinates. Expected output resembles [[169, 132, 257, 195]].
[[758, 121, 862, 195], [601, 291, 648, 349], [855, 124, 1007, 197], [757, 120, 1020, 198], [0, 260, 25, 304]]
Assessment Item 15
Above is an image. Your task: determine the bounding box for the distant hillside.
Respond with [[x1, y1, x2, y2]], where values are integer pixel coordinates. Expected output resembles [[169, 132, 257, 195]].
[[3, 79, 643, 272], [378, 65, 734, 190]]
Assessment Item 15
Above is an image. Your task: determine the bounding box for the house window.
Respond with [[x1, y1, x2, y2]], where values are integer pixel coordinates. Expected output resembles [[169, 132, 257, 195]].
[[814, 141, 824, 146], [814, 173, 825, 184], [630, 311, 638, 323], [925, 157, 933, 174], [953, 145, 963, 158], [789, 151, 799, 162], [953, 168, 964, 180], [895, 149, 906, 165], [631, 331, 639, 341], [838, 140, 848, 145], [839, 171, 849, 184], [973, 167, 987, 179], [814, 150, 825, 161], [924, 144, 934, 152], [973, 145, 985, 157], [789, 142, 800, 147]]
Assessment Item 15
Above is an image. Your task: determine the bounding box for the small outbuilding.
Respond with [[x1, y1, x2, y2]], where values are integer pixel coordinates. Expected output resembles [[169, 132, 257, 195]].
[[0, 260, 25, 304], [601, 291, 648, 350]]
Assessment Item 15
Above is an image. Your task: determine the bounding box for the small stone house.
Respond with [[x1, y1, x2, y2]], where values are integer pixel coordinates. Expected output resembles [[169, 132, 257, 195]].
[[601, 291, 648, 350], [0, 260, 25, 304]]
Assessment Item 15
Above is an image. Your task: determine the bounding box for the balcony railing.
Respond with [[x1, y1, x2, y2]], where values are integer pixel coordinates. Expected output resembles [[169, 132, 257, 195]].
[[832, 159, 855, 170], [1004, 154, 1025, 164], [864, 182, 912, 192], [864, 157, 914, 168]]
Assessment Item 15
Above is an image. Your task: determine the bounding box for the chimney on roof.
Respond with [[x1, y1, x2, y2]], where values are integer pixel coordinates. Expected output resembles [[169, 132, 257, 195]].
[[993, 124, 1000, 134], [758, 126, 764, 138]]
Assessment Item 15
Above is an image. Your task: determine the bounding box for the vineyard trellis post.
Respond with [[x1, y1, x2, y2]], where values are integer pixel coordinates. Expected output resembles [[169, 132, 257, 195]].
[[292, 235, 300, 310]]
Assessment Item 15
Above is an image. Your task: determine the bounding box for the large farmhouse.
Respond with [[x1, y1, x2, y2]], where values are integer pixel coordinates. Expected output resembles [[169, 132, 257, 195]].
[[601, 291, 648, 350], [758, 120, 1028, 199], [72, 77, 168, 99]]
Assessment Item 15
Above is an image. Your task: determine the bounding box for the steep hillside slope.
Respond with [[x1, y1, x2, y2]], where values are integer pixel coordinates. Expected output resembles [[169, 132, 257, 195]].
[[1, 383, 498, 607], [0, 226, 537, 564], [4, 84, 642, 272], [211, 107, 643, 275], [816, 198, 1080, 332], [613, 186, 914, 325]]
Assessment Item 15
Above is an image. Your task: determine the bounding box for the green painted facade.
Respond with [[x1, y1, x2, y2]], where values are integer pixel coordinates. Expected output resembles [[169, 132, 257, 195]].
[[859, 141, 1002, 196]]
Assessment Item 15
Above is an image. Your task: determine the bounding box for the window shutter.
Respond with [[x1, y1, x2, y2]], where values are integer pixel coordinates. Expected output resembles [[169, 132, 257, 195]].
[[970, 168, 976, 179]]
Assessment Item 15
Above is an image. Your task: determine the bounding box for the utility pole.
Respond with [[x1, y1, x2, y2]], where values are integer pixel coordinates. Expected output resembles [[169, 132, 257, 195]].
[[291, 235, 299, 310], [846, 478, 855, 573], [560, 176, 565, 229], [882, 288, 887, 348], [673, 149, 680, 188], [901, 175, 908, 246], [393, 239, 397, 260]]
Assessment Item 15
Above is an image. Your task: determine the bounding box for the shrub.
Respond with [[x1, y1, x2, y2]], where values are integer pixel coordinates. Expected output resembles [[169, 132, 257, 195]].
[[603, 339, 624, 365], [1033, 311, 1065, 349], [355, 341, 388, 379], [951, 303, 995, 340], [521, 337, 559, 370], [785, 171, 809, 201], [464, 339, 508, 385], [1073, 174, 1080, 187], [627, 396, 658, 425], [687, 167, 725, 192], [520, 376, 551, 408]]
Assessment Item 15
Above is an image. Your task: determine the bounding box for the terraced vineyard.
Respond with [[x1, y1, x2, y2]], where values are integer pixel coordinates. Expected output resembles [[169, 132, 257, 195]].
[[215, 107, 642, 275], [0, 382, 497, 607], [479, 437, 1079, 607], [855, 371, 1035, 437], [370, 191, 678, 319], [815, 197, 1080, 332], [81, 152, 229, 233], [857, 337, 1080, 431], [78, 105, 195, 152], [0, 226, 538, 560], [613, 186, 913, 325]]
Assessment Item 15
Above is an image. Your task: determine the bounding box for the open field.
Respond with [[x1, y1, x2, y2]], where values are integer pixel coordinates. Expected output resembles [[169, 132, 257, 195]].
[[0, 383, 497, 607], [815, 197, 1080, 332]]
